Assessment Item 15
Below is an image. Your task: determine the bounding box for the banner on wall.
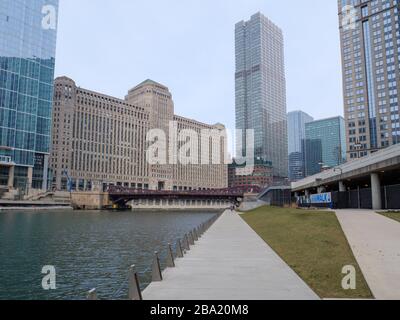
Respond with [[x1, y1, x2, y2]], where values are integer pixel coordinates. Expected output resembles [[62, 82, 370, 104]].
[[310, 192, 332, 204]]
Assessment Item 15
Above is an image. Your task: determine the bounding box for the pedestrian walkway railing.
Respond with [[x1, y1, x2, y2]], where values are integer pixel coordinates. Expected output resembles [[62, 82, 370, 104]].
[[86, 213, 222, 300]]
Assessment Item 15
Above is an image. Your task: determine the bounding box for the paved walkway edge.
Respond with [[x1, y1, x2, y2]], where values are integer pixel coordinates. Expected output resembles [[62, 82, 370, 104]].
[[336, 210, 400, 300], [143, 210, 319, 300]]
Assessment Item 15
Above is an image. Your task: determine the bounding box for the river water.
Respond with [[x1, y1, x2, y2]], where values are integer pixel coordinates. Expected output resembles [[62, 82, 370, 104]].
[[0, 209, 218, 300]]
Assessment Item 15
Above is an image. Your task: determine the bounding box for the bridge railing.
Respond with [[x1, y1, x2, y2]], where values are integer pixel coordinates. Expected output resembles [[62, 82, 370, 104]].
[[107, 185, 261, 197]]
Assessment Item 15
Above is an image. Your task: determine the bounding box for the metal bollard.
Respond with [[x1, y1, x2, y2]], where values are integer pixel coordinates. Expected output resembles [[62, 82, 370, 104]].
[[193, 229, 198, 241], [128, 265, 143, 301], [166, 243, 175, 268], [196, 227, 201, 239], [188, 232, 195, 246], [176, 239, 184, 258], [87, 288, 98, 300], [184, 234, 190, 251], [152, 251, 163, 282]]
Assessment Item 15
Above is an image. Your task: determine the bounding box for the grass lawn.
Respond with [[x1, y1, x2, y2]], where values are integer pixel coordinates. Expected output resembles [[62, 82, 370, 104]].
[[378, 211, 400, 223], [241, 206, 373, 299]]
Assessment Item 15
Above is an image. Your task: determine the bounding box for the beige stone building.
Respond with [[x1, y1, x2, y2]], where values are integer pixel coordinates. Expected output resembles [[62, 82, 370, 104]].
[[50, 77, 228, 191], [338, 0, 400, 160]]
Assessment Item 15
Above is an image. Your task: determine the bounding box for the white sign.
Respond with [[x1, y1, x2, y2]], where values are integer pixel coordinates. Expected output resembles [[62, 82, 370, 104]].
[[41, 5, 57, 30], [41, 265, 56, 290]]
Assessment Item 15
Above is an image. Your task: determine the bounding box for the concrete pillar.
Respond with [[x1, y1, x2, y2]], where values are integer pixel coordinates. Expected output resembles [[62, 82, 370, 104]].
[[7, 166, 15, 189], [42, 155, 49, 191], [84, 179, 88, 191], [339, 181, 346, 192], [56, 173, 62, 191], [371, 173, 382, 210], [27, 167, 33, 191]]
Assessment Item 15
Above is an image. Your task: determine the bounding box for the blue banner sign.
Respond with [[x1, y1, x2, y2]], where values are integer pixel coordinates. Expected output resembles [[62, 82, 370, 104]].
[[310, 192, 332, 204]]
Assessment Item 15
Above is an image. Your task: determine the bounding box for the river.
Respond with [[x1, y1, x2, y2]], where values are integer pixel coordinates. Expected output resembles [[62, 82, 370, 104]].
[[0, 209, 219, 300]]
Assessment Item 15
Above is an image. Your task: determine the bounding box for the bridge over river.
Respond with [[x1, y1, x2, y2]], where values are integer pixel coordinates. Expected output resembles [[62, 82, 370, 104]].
[[71, 186, 262, 210]]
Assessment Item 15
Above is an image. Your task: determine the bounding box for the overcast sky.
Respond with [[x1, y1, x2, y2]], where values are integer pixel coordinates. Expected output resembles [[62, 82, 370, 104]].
[[55, 0, 343, 129]]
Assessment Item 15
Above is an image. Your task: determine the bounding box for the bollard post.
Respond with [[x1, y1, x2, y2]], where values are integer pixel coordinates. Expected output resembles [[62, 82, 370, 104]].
[[152, 251, 163, 282], [166, 243, 175, 268], [193, 229, 198, 241], [184, 234, 190, 251], [188, 232, 194, 245], [176, 239, 184, 258], [87, 288, 98, 300], [196, 227, 201, 239], [128, 265, 143, 301]]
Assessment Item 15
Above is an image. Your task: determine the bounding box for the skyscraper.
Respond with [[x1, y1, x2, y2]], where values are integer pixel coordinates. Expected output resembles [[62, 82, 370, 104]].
[[304, 117, 347, 177], [338, 0, 400, 160], [0, 0, 59, 192], [287, 110, 314, 181], [235, 12, 288, 178]]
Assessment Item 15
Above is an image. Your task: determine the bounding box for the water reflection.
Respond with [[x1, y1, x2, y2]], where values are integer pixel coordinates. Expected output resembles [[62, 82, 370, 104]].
[[0, 210, 217, 300]]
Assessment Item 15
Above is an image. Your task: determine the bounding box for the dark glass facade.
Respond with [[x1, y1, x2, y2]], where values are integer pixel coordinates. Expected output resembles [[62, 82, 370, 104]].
[[304, 117, 347, 177], [0, 0, 58, 190], [287, 111, 314, 181]]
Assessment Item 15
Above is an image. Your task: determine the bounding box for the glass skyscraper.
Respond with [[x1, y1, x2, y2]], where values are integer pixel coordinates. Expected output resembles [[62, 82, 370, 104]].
[[304, 117, 347, 177], [287, 110, 314, 181], [235, 12, 288, 178], [0, 0, 58, 191], [338, 0, 400, 160]]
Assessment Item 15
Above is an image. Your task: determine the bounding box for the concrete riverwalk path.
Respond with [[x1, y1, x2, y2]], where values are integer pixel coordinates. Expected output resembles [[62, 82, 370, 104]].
[[336, 210, 400, 300], [143, 210, 319, 300]]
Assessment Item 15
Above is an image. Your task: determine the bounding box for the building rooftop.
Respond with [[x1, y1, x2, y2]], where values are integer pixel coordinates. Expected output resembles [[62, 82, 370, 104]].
[[129, 79, 168, 92]]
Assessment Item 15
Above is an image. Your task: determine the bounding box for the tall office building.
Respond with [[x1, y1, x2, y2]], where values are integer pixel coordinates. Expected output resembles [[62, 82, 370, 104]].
[[0, 0, 59, 191], [304, 116, 347, 176], [235, 12, 288, 178], [287, 110, 314, 181], [338, 0, 400, 160]]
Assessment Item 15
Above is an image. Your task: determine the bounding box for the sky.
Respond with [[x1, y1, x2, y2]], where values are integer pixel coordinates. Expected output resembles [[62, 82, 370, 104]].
[[55, 0, 343, 130]]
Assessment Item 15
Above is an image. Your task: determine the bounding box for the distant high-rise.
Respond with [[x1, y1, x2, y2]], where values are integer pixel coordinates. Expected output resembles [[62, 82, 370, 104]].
[[305, 117, 347, 176], [235, 12, 288, 178], [0, 0, 59, 191], [338, 0, 400, 160], [287, 111, 314, 181]]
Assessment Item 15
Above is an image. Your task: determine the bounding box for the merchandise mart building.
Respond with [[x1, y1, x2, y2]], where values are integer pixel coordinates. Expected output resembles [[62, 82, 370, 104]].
[[0, 0, 59, 191], [51, 77, 228, 192]]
